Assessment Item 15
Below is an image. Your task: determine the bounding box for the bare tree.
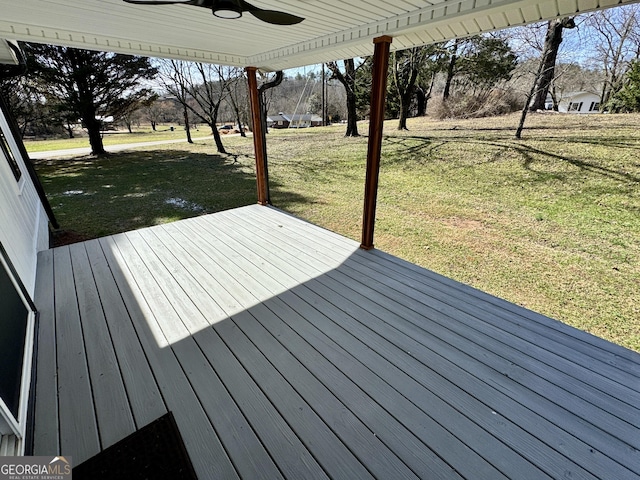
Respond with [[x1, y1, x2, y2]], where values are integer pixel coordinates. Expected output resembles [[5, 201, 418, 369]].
[[226, 68, 248, 137], [158, 60, 232, 153], [158, 60, 194, 143], [326, 59, 362, 136], [516, 18, 575, 139], [143, 97, 163, 130], [442, 40, 460, 101], [529, 17, 576, 111], [392, 47, 430, 130], [586, 5, 640, 107]]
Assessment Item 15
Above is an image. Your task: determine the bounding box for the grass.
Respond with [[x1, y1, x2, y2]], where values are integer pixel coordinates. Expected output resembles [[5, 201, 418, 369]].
[[34, 113, 640, 351], [23, 125, 210, 152]]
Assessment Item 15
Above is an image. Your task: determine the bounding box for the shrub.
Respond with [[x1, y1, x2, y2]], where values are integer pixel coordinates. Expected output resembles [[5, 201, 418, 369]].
[[429, 89, 521, 119]]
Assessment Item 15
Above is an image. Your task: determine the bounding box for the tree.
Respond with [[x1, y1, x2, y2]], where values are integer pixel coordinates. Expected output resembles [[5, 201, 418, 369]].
[[158, 60, 194, 143], [226, 68, 248, 137], [119, 93, 159, 133], [0, 43, 44, 136], [607, 60, 640, 112], [441, 36, 517, 101], [326, 59, 363, 136], [392, 47, 432, 130], [24, 44, 157, 155], [586, 5, 640, 107], [516, 18, 575, 139], [442, 40, 460, 101], [414, 45, 447, 116], [529, 17, 576, 111], [143, 97, 163, 131], [159, 60, 233, 154]]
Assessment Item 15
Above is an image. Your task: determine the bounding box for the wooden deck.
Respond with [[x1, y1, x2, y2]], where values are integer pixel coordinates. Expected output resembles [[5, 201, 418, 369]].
[[32, 205, 640, 479]]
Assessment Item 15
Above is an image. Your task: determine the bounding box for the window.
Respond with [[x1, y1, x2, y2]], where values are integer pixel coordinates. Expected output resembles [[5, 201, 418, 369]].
[[0, 126, 21, 181], [0, 243, 35, 445], [589, 102, 600, 112], [568, 102, 583, 112], [0, 261, 29, 421]]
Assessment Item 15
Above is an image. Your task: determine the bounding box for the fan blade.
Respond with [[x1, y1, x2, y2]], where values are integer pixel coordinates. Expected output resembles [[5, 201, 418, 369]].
[[238, 0, 304, 25], [247, 9, 304, 25]]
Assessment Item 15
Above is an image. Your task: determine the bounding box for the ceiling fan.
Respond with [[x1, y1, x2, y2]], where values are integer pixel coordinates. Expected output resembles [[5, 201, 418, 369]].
[[123, 0, 304, 25]]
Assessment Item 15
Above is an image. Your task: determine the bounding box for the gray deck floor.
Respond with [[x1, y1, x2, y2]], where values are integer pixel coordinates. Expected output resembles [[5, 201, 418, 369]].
[[33, 205, 640, 479]]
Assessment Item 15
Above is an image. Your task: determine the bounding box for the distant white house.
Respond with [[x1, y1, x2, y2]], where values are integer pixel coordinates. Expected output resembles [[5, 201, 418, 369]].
[[546, 92, 602, 114], [267, 113, 323, 129]]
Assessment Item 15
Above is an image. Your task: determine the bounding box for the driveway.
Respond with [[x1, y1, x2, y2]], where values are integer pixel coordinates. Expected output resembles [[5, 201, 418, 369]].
[[28, 136, 215, 159]]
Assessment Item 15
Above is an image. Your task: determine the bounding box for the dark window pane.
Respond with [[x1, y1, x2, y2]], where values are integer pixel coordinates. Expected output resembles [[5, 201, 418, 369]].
[[0, 261, 28, 418], [0, 126, 22, 182]]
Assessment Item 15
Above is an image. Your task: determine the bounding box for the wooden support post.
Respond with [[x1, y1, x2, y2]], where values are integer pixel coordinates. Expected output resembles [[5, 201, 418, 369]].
[[361, 35, 392, 250], [246, 67, 268, 206]]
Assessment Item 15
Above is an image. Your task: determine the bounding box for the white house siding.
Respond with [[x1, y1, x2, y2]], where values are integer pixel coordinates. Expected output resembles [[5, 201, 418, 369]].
[[558, 92, 601, 114], [0, 106, 49, 298]]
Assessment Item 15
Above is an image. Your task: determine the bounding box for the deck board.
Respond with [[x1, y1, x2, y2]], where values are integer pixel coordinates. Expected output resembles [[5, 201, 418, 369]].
[[33, 250, 58, 456], [103, 233, 240, 479], [83, 240, 166, 429], [53, 246, 100, 463], [33, 205, 640, 479], [67, 242, 135, 449], [237, 207, 640, 475]]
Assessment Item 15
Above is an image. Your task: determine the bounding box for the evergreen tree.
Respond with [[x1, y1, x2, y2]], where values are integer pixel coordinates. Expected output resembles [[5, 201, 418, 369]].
[[607, 60, 640, 112], [24, 44, 157, 155]]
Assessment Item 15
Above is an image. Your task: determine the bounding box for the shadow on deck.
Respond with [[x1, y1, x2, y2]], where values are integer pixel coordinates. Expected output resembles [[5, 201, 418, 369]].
[[32, 205, 640, 479]]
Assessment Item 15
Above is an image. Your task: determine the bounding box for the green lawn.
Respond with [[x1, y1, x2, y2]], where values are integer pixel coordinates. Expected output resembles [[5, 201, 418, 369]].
[[23, 125, 208, 152], [34, 113, 640, 351]]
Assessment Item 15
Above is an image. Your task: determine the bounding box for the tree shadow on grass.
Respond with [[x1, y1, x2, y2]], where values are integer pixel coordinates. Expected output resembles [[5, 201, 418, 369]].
[[381, 134, 640, 185], [35, 149, 309, 243]]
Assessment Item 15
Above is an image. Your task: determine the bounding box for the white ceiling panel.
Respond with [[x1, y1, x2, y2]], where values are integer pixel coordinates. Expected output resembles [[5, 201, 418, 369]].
[[0, 0, 637, 70]]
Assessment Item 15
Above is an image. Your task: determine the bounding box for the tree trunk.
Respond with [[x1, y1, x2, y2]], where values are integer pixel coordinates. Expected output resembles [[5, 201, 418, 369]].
[[151, 120, 157, 131], [397, 72, 419, 130], [327, 59, 360, 137], [416, 73, 436, 116], [228, 89, 246, 137], [183, 106, 193, 143], [210, 124, 226, 154], [343, 59, 359, 137], [66, 123, 74, 138], [529, 18, 575, 111], [550, 87, 559, 111], [234, 108, 245, 137], [443, 40, 459, 101], [397, 104, 409, 130], [516, 50, 547, 139], [82, 106, 106, 155], [345, 87, 359, 136], [415, 87, 427, 117], [87, 124, 105, 155]]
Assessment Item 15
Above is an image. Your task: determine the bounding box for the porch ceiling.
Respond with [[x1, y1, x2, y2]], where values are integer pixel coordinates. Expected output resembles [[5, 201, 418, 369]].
[[0, 0, 638, 70]]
